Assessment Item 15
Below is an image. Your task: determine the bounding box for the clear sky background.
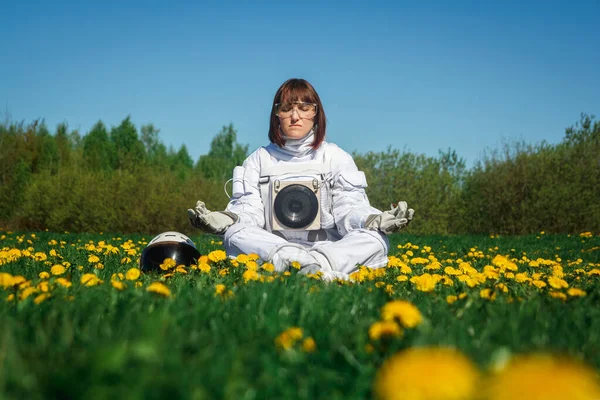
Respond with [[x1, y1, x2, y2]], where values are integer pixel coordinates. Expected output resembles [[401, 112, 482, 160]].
[[1, 0, 599, 168]]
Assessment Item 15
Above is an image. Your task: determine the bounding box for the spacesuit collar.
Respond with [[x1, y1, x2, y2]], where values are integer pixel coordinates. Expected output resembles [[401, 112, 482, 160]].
[[279, 129, 315, 157]]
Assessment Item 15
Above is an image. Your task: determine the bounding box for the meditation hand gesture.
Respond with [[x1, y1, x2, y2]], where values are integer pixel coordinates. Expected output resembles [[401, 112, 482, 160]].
[[187, 201, 238, 235], [364, 201, 414, 235]]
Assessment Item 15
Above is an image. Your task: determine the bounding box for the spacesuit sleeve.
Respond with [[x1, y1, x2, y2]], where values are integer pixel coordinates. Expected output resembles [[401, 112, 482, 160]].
[[330, 153, 381, 236], [225, 152, 266, 228]]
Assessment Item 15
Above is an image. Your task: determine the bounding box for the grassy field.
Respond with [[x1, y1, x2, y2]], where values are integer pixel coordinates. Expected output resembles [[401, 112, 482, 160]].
[[0, 229, 599, 399]]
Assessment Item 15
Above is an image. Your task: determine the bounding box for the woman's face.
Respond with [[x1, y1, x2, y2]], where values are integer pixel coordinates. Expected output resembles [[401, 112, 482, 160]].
[[277, 101, 316, 140]]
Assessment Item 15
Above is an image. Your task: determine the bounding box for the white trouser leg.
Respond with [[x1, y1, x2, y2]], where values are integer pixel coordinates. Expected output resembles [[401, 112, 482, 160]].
[[223, 223, 319, 272], [310, 228, 389, 275]]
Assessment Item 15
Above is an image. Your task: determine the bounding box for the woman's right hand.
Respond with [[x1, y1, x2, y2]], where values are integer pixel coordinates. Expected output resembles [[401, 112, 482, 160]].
[[187, 201, 238, 235]]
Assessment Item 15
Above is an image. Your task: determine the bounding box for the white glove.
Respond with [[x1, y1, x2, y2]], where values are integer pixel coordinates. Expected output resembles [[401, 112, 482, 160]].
[[187, 201, 238, 235], [364, 201, 414, 235]]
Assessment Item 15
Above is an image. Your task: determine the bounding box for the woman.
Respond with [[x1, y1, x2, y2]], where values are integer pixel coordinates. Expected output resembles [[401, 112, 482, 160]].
[[188, 78, 414, 280]]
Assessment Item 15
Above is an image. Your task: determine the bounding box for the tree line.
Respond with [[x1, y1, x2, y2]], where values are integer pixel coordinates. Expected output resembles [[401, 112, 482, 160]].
[[1, 114, 598, 235]]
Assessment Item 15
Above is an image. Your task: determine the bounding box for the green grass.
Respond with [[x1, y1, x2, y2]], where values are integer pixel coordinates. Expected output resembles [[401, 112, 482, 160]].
[[0, 230, 599, 399]]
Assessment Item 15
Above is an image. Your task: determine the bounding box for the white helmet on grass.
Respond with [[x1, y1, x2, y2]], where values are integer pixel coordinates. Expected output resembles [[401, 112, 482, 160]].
[[139, 231, 201, 272]]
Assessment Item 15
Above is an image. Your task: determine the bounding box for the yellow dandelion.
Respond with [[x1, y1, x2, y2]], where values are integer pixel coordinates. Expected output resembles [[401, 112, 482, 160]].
[[483, 353, 600, 400], [447, 295, 458, 304], [81, 273, 103, 287], [245, 260, 259, 270], [50, 264, 66, 276], [242, 269, 260, 283], [374, 347, 479, 400], [410, 273, 438, 292], [215, 284, 226, 295], [291, 261, 301, 270], [20, 287, 37, 300], [381, 300, 423, 328], [125, 268, 141, 280], [531, 280, 547, 289], [55, 278, 72, 288], [111, 280, 126, 290], [159, 258, 177, 271], [549, 291, 567, 301], [39, 271, 50, 279], [146, 282, 171, 297], [302, 337, 316, 353], [369, 320, 403, 341], [207, 250, 227, 263], [33, 293, 51, 304], [547, 276, 568, 289], [274, 327, 304, 350], [480, 288, 498, 301], [236, 254, 249, 264], [88, 254, 100, 263], [567, 288, 586, 297], [410, 257, 430, 265], [14, 277, 28, 288], [198, 263, 211, 273], [37, 281, 50, 293], [261, 262, 275, 272]]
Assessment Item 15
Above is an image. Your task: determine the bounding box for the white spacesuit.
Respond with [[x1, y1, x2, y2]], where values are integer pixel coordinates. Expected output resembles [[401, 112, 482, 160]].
[[214, 130, 394, 280]]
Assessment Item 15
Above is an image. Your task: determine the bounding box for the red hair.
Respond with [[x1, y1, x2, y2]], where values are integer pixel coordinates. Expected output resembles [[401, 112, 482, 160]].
[[268, 78, 327, 149]]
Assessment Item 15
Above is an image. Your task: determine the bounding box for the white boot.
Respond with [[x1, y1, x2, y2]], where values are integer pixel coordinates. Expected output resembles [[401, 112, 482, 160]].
[[309, 249, 349, 281], [269, 243, 319, 273]]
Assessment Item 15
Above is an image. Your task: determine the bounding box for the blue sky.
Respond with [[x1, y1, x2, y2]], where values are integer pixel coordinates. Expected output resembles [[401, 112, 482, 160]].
[[1, 0, 599, 167]]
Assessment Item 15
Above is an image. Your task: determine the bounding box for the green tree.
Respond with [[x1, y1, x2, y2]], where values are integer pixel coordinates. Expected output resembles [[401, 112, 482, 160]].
[[196, 124, 248, 180], [110, 116, 146, 171], [83, 121, 114, 171], [170, 144, 194, 180], [55, 122, 73, 168], [32, 122, 60, 174], [140, 123, 169, 167]]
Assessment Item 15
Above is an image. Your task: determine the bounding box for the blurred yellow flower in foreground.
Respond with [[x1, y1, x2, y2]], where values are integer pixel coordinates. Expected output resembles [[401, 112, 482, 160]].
[[55, 278, 72, 288], [567, 287, 586, 297], [80, 273, 103, 287], [374, 347, 479, 400], [111, 280, 126, 290], [34, 293, 51, 304], [381, 300, 423, 328], [214, 284, 226, 295], [483, 353, 600, 400], [302, 337, 316, 352], [146, 282, 171, 297], [275, 327, 304, 350]]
